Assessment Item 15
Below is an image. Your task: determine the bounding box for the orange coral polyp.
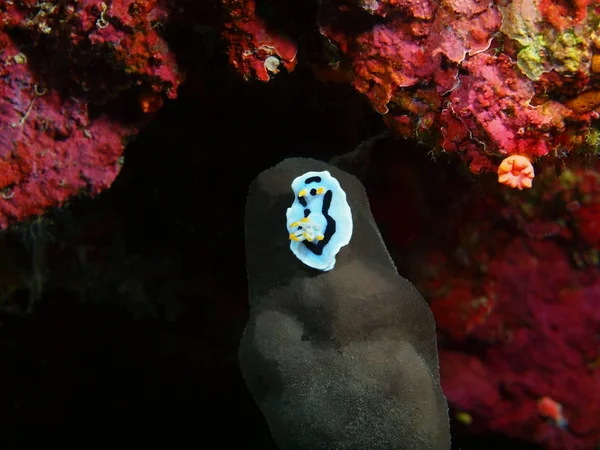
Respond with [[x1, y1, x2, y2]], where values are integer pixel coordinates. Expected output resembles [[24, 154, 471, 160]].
[[497, 155, 534, 190], [138, 92, 163, 113]]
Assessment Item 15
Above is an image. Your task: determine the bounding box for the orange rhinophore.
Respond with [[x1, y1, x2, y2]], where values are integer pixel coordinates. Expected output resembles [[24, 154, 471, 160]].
[[537, 396, 568, 429], [497, 155, 535, 190]]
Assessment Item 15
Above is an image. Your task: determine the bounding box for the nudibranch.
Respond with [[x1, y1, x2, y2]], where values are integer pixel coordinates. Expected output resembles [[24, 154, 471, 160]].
[[286, 170, 353, 271]]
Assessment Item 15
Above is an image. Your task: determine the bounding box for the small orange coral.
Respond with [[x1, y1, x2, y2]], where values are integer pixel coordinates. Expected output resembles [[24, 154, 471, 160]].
[[138, 92, 163, 113], [497, 155, 534, 190]]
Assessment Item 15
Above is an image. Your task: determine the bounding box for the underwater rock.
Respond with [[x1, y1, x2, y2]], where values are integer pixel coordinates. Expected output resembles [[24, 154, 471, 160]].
[[0, 30, 137, 229], [315, 0, 600, 186], [392, 158, 600, 450], [0, 0, 182, 228], [240, 157, 450, 449], [221, 0, 298, 82]]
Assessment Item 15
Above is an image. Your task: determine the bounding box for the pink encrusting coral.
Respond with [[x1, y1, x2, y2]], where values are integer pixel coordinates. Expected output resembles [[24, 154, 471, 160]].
[[1, 0, 182, 98], [315, 0, 600, 184], [221, 0, 298, 82], [438, 238, 600, 450], [408, 161, 600, 449], [0, 0, 183, 228], [0, 32, 135, 228]]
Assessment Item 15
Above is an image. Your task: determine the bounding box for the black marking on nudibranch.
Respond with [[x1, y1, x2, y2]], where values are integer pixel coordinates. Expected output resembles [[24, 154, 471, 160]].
[[305, 176, 322, 184], [303, 190, 335, 256], [287, 169, 353, 272]]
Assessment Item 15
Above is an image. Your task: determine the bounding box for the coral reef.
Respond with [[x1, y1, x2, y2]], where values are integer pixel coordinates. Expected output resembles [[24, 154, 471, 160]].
[[351, 136, 600, 449], [0, 0, 182, 229], [2, 0, 182, 97], [314, 0, 600, 184], [221, 0, 298, 81], [3, 0, 600, 228], [0, 1, 598, 446], [415, 162, 600, 449], [438, 236, 600, 450]]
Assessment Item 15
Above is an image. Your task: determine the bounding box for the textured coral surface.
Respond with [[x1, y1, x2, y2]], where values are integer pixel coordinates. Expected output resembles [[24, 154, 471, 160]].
[[2, 0, 600, 227], [370, 154, 600, 450], [221, 0, 298, 81], [439, 238, 600, 450], [0, 31, 133, 228], [315, 0, 600, 177], [0, 0, 182, 228], [0, 3, 599, 448]]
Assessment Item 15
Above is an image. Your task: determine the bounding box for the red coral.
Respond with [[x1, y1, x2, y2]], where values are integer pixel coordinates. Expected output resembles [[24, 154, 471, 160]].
[[316, 0, 600, 178], [399, 161, 600, 448], [430, 276, 495, 340], [366, 139, 600, 448], [0, 32, 137, 228], [572, 204, 600, 247], [496, 162, 600, 260], [2, 0, 182, 99], [0, 0, 182, 228], [355, 0, 437, 19], [350, 18, 449, 114], [86, 0, 181, 98], [416, 193, 600, 449], [539, 0, 592, 30], [440, 238, 600, 449], [444, 54, 557, 158], [221, 0, 297, 82]]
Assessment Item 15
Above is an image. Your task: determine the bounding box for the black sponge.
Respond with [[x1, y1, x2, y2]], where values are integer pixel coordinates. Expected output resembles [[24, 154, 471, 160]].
[[240, 158, 451, 449]]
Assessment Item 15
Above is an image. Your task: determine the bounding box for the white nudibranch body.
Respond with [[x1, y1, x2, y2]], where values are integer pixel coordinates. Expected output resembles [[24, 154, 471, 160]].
[[286, 170, 353, 271]]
